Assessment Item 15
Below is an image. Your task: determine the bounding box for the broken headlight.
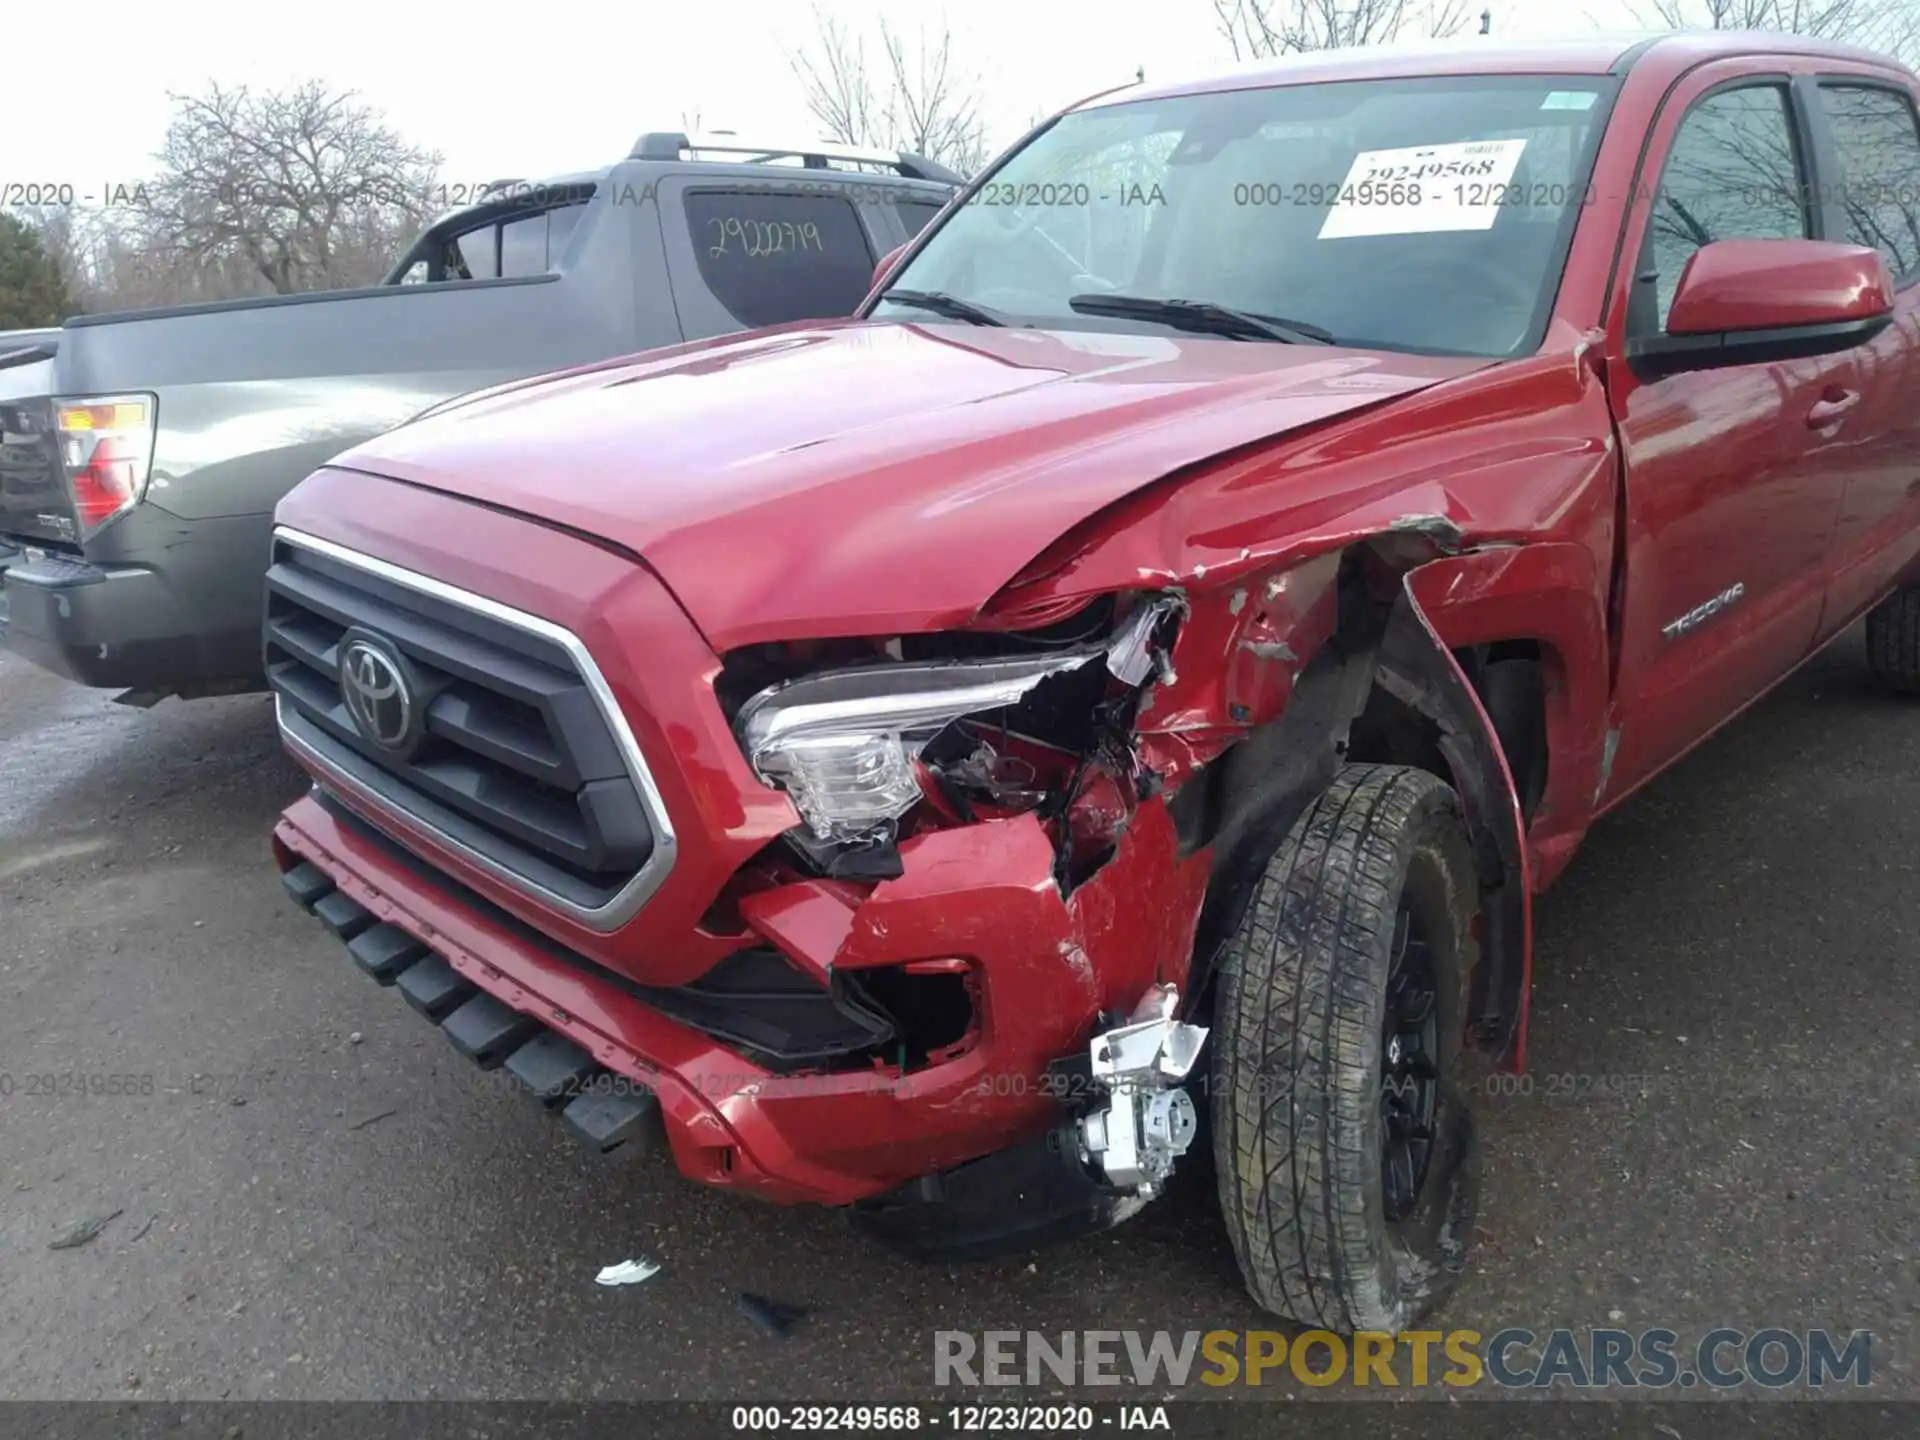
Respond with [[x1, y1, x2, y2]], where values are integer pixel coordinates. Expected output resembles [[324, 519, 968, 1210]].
[[737, 652, 1097, 842]]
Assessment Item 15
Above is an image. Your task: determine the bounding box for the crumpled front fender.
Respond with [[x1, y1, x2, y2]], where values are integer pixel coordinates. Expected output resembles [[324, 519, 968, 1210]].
[[1384, 559, 1535, 1070]]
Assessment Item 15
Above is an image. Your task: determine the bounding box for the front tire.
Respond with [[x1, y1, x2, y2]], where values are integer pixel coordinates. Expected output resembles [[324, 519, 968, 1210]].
[[1866, 587, 1920, 695], [1211, 763, 1480, 1332]]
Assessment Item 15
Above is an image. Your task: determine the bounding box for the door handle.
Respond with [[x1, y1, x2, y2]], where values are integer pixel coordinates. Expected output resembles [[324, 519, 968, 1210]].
[[1807, 389, 1861, 428]]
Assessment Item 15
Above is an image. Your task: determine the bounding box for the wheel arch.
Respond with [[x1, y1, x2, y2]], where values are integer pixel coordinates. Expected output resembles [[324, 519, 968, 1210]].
[[1174, 541, 1609, 1071]]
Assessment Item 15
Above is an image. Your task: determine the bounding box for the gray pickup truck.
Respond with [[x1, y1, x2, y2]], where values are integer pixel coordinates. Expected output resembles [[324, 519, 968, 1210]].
[[0, 133, 958, 700]]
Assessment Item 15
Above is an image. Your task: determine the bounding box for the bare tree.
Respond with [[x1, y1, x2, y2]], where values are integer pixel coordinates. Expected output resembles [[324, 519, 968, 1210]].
[[880, 23, 991, 176], [141, 81, 442, 296], [790, 8, 991, 175], [24, 203, 260, 314], [1639, 0, 1918, 59], [1213, 0, 1471, 57], [793, 13, 881, 153]]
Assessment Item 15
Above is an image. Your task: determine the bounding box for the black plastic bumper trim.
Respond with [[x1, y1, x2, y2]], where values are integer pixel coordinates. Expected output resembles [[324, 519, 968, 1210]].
[[441, 993, 542, 1069], [312, 889, 374, 940], [347, 923, 428, 985], [286, 853, 666, 1159], [395, 954, 477, 1021], [851, 1126, 1126, 1261], [307, 789, 901, 1075], [504, 1031, 602, 1107], [281, 862, 334, 910], [562, 1087, 663, 1155]]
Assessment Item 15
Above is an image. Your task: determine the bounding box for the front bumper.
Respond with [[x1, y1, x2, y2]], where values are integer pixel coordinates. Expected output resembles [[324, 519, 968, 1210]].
[[276, 782, 1209, 1206]]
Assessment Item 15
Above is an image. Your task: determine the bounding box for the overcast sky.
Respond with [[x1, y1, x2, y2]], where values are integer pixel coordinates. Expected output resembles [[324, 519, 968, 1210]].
[[13, 0, 1653, 196]]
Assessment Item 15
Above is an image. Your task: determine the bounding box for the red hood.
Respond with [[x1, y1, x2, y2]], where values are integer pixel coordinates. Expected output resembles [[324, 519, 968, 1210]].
[[333, 320, 1487, 650]]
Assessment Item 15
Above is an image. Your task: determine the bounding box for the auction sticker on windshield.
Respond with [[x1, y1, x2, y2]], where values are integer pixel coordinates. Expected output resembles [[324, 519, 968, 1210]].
[[1319, 138, 1528, 239]]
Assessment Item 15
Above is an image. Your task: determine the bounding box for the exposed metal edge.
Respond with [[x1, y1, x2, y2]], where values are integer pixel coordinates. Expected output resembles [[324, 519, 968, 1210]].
[[270, 525, 678, 934]]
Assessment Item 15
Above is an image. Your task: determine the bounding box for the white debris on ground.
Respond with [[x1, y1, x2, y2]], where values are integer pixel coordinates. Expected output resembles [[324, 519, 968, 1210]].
[[594, 1257, 662, 1287]]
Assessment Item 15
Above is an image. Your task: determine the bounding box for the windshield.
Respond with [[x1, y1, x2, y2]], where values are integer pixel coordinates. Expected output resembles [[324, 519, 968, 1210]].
[[873, 75, 1615, 357]]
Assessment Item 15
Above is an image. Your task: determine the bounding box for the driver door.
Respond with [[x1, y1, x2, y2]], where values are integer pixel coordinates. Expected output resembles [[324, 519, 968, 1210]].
[[1599, 66, 1860, 806]]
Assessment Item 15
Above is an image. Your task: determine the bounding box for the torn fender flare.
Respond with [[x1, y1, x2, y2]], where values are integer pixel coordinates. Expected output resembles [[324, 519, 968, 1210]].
[[1381, 560, 1535, 1072]]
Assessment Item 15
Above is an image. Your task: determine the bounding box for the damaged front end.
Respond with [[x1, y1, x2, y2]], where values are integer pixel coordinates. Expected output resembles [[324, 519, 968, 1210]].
[[722, 593, 1185, 890], [760, 524, 1535, 1260], [705, 593, 1227, 1251]]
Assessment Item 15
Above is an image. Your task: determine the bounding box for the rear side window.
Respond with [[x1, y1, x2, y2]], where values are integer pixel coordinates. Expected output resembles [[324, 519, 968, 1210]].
[[1647, 85, 1808, 328], [439, 200, 591, 281], [1818, 83, 1920, 279], [457, 226, 499, 280], [684, 191, 876, 327], [895, 198, 948, 238], [499, 212, 549, 277]]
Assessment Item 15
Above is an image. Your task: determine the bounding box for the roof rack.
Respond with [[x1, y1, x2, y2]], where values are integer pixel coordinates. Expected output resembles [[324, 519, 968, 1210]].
[[627, 132, 964, 185]]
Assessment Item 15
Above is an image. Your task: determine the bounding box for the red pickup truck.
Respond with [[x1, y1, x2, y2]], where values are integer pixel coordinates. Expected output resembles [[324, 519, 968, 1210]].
[[268, 32, 1920, 1332]]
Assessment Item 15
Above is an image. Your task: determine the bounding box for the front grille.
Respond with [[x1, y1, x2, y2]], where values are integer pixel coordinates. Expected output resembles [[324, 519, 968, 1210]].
[[265, 530, 671, 927]]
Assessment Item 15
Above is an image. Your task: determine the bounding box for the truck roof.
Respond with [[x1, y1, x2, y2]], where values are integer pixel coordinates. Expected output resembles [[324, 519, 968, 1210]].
[[1098, 29, 1916, 109], [626, 133, 964, 184], [420, 140, 959, 233]]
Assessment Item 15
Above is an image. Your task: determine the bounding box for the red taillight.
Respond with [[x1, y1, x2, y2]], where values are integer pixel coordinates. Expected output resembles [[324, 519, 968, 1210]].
[[68, 435, 141, 527], [55, 394, 156, 539]]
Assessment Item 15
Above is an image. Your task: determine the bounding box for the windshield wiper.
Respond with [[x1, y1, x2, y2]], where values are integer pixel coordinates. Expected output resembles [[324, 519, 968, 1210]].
[[1068, 293, 1335, 345], [877, 289, 1007, 327]]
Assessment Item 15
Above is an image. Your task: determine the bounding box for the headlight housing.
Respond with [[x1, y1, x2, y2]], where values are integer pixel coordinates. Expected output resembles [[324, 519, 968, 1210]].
[[737, 652, 1096, 841]]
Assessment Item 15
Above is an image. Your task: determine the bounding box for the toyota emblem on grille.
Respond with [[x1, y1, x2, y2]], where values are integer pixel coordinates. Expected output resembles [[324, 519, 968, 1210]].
[[338, 635, 415, 752]]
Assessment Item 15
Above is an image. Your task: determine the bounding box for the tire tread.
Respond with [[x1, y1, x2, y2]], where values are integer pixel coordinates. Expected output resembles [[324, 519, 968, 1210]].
[[1866, 588, 1920, 696], [1212, 763, 1465, 1331]]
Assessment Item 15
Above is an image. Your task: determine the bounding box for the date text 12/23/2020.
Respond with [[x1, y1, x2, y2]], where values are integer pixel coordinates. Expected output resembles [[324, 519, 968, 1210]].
[[729, 1405, 1170, 1432]]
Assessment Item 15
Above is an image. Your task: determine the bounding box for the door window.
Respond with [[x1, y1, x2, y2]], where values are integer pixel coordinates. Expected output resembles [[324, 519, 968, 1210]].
[[683, 190, 876, 327], [895, 197, 948, 238], [1818, 83, 1920, 280], [1647, 85, 1809, 327]]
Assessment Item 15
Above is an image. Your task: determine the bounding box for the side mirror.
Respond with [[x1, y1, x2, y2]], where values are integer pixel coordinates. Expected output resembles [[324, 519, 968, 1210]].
[[1630, 238, 1894, 376], [873, 243, 909, 291]]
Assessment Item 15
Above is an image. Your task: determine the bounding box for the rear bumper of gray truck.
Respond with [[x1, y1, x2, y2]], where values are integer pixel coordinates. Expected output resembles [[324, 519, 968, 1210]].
[[0, 511, 272, 694]]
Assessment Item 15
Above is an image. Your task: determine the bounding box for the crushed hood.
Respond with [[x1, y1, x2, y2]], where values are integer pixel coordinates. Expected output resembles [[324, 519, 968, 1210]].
[[333, 320, 1487, 650]]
